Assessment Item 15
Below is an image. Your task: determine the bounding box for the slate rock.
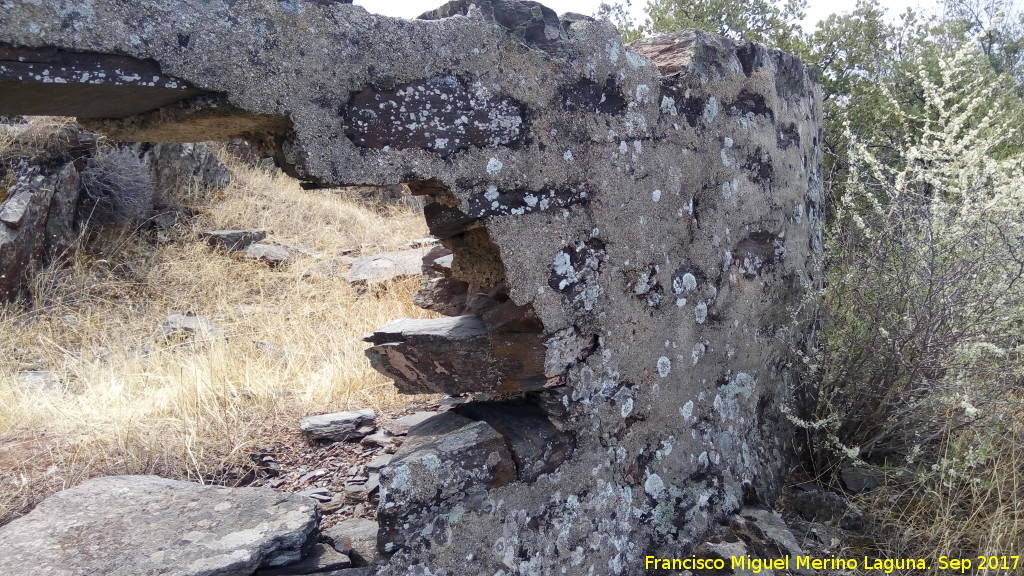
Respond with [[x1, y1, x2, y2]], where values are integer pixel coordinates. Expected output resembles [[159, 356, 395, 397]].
[[386, 411, 438, 436], [364, 316, 548, 395], [159, 313, 224, 339], [324, 518, 379, 567], [300, 409, 377, 442], [203, 229, 267, 251], [453, 400, 574, 482], [244, 243, 290, 266], [378, 412, 516, 553], [345, 246, 432, 284], [839, 465, 885, 493], [0, 164, 54, 300], [0, 475, 319, 576], [254, 543, 351, 575]]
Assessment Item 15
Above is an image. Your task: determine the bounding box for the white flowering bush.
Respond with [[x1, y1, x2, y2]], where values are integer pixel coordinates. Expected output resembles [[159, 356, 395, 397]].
[[801, 33, 1024, 471]]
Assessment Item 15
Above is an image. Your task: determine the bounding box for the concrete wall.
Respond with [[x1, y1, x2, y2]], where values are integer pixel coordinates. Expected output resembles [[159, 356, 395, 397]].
[[0, 2, 822, 573]]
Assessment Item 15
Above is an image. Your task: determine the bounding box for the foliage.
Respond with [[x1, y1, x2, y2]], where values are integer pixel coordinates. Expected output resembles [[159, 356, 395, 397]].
[[804, 36, 1024, 471]]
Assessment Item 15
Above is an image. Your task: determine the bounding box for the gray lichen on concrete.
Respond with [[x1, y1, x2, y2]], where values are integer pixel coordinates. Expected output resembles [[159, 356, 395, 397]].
[[0, 2, 823, 574]]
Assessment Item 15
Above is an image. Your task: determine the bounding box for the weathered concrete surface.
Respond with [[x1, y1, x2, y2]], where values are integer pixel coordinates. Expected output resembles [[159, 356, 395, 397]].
[[0, 2, 823, 574], [0, 475, 319, 576]]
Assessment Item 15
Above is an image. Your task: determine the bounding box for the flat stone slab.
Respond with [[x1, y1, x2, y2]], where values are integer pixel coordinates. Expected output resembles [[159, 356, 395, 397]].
[[300, 408, 377, 442], [203, 229, 267, 251], [364, 316, 549, 395], [0, 475, 319, 576], [345, 247, 432, 284]]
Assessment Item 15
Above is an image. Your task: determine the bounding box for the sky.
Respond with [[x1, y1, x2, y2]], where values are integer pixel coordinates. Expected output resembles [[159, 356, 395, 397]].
[[351, 0, 940, 29]]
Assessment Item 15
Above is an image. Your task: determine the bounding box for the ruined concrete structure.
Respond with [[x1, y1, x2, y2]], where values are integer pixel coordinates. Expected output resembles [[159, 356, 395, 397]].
[[0, 1, 822, 573]]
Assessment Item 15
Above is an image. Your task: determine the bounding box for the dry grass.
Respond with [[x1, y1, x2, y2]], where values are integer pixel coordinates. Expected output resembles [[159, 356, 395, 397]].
[[855, 419, 1024, 575], [0, 152, 436, 526]]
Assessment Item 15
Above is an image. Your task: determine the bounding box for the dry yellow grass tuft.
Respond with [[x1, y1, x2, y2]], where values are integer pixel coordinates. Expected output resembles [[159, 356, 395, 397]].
[[0, 151, 437, 525]]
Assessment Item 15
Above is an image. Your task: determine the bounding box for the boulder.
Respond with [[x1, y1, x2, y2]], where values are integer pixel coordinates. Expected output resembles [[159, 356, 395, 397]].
[[300, 409, 377, 442], [0, 475, 319, 576], [839, 465, 885, 493], [453, 400, 574, 482]]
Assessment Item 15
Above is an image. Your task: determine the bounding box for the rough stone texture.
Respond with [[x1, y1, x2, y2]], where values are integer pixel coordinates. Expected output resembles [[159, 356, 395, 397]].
[[203, 229, 268, 251], [453, 399, 575, 482], [254, 543, 352, 575], [364, 315, 551, 394], [300, 409, 377, 442], [0, 4, 822, 574], [839, 465, 885, 493], [244, 243, 290, 266], [345, 247, 433, 284], [324, 518, 380, 567], [377, 412, 517, 554], [0, 160, 80, 300], [0, 475, 319, 576], [138, 142, 232, 205]]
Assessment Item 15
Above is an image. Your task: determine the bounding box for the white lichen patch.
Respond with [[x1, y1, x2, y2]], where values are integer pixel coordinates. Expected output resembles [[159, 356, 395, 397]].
[[656, 356, 671, 377], [680, 400, 694, 422], [620, 396, 634, 418], [644, 473, 666, 498], [486, 157, 503, 174], [695, 302, 708, 324]]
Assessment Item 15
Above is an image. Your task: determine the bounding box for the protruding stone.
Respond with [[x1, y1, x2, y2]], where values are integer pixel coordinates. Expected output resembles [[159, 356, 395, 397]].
[[839, 465, 885, 493], [0, 475, 319, 576], [386, 411, 439, 436], [364, 316, 549, 395], [300, 409, 376, 442], [453, 400, 574, 482], [378, 412, 515, 553]]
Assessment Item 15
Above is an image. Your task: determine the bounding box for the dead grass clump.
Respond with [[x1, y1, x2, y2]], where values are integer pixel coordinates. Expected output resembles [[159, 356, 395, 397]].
[[0, 151, 437, 526]]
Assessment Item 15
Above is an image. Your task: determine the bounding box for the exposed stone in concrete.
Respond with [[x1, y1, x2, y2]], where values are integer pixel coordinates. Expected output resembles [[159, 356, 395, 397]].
[[378, 412, 516, 554], [0, 475, 319, 576], [453, 399, 575, 482], [345, 247, 432, 284], [204, 229, 268, 251], [0, 44, 207, 118], [0, 4, 822, 573], [364, 315, 550, 394], [300, 409, 377, 442]]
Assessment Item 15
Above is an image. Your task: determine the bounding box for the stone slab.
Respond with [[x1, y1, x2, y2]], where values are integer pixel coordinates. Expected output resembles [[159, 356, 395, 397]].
[[0, 475, 319, 576]]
